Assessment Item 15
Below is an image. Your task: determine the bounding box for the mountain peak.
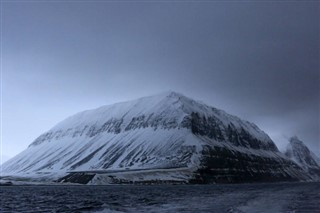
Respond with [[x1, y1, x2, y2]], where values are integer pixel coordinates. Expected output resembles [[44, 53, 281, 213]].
[[141, 90, 186, 101], [160, 90, 183, 97], [289, 136, 304, 145], [285, 136, 320, 170], [155, 90, 193, 104]]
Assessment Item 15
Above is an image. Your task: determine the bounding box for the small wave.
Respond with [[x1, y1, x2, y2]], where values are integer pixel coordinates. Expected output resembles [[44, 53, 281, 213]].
[[90, 208, 125, 213]]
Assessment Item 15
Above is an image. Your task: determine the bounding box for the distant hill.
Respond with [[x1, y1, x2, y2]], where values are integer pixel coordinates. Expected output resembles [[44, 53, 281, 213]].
[[285, 136, 320, 181]]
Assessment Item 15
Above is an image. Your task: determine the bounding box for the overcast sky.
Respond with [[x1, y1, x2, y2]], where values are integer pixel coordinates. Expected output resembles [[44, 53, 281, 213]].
[[1, 1, 319, 160]]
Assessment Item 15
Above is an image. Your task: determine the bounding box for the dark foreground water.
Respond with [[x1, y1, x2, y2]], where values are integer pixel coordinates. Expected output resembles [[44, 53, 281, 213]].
[[0, 182, 319, 213]]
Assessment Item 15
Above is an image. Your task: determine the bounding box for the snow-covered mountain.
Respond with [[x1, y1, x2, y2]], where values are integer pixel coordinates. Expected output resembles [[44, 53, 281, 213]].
[[285, 136, 320, 180], [1, 91, 312, 183]]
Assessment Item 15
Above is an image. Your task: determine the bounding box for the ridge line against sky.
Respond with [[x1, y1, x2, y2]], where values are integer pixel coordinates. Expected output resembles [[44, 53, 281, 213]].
[[1, 1, 319, 159]]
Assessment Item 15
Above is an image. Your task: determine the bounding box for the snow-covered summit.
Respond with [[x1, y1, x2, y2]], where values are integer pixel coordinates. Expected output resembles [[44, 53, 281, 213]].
[[29, 91, 275, 150]]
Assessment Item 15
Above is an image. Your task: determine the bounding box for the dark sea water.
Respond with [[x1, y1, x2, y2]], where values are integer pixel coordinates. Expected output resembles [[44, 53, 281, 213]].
[[0, 182, 319, 213]]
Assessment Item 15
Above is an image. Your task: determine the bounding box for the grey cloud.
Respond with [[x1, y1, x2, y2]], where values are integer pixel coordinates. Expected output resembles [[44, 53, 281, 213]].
[[2, 1, 319, 157]]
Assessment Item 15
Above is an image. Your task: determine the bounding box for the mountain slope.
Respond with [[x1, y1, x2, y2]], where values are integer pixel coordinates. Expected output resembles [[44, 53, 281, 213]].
[[1, 91, 311, 183], [285, 136, 320, 180]]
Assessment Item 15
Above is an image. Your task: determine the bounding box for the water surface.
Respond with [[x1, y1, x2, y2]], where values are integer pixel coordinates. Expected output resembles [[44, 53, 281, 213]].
[[1, 182, 319, 212]]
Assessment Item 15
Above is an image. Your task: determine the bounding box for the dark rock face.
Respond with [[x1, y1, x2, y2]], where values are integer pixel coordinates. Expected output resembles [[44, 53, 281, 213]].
[[192, 146, 307, 184], [57, 173, 95, 184], [191, 112, 225, 142], [29, 113, 182, 148], [190, 112, 278, 151]]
